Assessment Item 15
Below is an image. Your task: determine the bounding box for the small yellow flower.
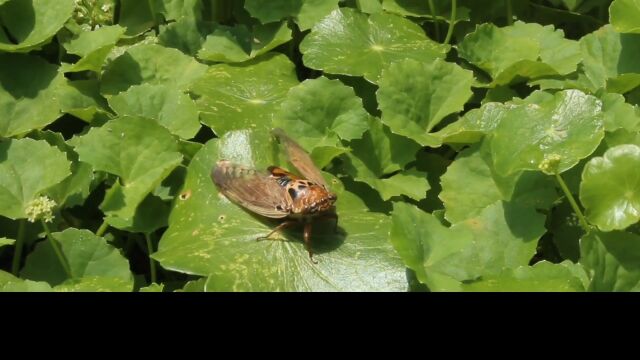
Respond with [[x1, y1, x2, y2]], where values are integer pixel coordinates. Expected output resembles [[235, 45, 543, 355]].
[[538, 154, 562, 175], [25, 196, 57, 223]]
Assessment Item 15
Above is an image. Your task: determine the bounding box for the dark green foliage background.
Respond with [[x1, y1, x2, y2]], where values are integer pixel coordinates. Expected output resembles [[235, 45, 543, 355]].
[[1, 0, 640, 291]]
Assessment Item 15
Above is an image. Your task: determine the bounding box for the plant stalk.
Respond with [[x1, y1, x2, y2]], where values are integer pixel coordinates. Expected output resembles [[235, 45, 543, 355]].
[[11, 220, 26, 276], [42, 220, 73, 278], [145, 233, 157, 284], [555, 173, 590, 233], [427, 0, 441, 42], [444, 0, 457, 45]]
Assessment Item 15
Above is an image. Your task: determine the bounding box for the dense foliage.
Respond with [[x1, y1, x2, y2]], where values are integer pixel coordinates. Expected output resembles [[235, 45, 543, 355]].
[[1, 0, 639, 291]]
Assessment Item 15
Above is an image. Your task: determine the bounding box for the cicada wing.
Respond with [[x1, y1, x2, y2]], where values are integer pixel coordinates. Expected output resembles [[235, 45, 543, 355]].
[[212, 160, 289, 219], [271, 128, 328, 189]]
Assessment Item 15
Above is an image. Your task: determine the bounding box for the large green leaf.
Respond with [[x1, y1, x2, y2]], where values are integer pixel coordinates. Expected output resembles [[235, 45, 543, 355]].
[[458, 21, 581, 86], [390, 201, 546, 291], [490, 90, 604, 176], [0, 270, 53, 292], [440, 146, 557, 224], [118, 0, 203, 36], [580, 230, 640, 291], [274, 77, 369, 154], [610, 0, 640, 34], [0, 53, 67, 137], [57, 79, 112, 123], [580, 25, 640, 93], [28, 130, 93, 209], [461, 261, 587, 292], [62, 25, 126, 73], [108, 84, 201, 139], [197, 22, 291, 63], [21, 228, 133, 290], [72, 116, 183, 225], [101, 43, 208, 95], [601, 92, 640, 132], [0, 138, 71, 220], [432, 102, 507, 145], [244, 0, 340, 30], [344, 117, 426, 201], [154, 130, 407, 291], [300, 7, 448, 83], [377, 58, 474, 147], [190, 53, 299, 136], [0, 0, 74, 52], [580, 144, 640, 231]]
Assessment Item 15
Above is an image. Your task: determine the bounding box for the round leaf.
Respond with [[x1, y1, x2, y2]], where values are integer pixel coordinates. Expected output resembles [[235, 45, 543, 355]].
[[62, 25, 126, 73], [580, 230, 640, 291], [610, 0, 640, 34], [580, 144, 640, 231], [0, 270, 52, 292], [0, 0, 74, 52], [377, 58, 474, 147], [101, 44, 208, 95], [244, 0, 340, 30], [108, 84, 201, 139], [72, 116, 183, 224], [154, 130, 407, 291], [275, 77, 369, 152], [0, 53, 67, 137], [190, 53, 299, 136], [0, 138, 71, 220], [490, 90, 604, 176], [21, 228, 133, 290], [300, 8, 448, 83]]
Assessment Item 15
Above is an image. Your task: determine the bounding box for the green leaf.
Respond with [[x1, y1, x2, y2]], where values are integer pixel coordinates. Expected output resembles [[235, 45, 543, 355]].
[[28, 130, 93, 208], [580, 144, 640, 231], [101, 43, 208, 95], [54, 276, 133, 292], [105, 194, 170, 233], [0, 53, 67, 137], [580, 25, 640, 93], [357, 0, 382, 13], [108, 84, 201, 139], [581, 230, 640, 291], [0, 138, 71, 220], [610, 0, 640, 34], [458, 21, 581, 86], [21, 228, 133, 290], [154, 130, 407, 291], [300, 8, 448, 83], [157, 18, 214, 56], [601, 92, 640, 132], [0, 270, 53, 292], [140, 283, 164, 292], [197, 22, 291, 63], [62, 25, 126, 73], [190, 53, 299, 136], [490, 90, 604, 176], [57, 79, 112, 123], [0, 237, 15, 248], [390, 201, 546, 291], [432, 102, 507, 145], [275, 77, 369, 153], [440, 146, 557, 224], [382, 0, 470, 23], [377, 58, 474, 147], [0, 0, 74, 52], [461, 261, 587, 292], [344, 117, 424, 200], [244, 0, 340, 30], [72, 116, 183, 225]]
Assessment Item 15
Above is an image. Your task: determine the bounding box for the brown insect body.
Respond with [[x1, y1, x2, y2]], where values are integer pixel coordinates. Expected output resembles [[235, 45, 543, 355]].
[[211, 129, 338, 263]]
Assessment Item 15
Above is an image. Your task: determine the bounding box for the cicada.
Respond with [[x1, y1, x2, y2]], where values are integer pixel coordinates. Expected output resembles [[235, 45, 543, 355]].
[[211, 129, 338, 263]]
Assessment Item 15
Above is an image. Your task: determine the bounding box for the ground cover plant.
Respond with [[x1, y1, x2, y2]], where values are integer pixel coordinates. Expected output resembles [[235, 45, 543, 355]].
[[1, 0, 639, 292]]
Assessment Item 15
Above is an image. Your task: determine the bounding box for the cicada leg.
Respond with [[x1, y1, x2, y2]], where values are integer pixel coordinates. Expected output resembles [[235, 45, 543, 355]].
[[317, 213, 341, 234], [304, 222, 318, 264], [257, 221, 297, 242]]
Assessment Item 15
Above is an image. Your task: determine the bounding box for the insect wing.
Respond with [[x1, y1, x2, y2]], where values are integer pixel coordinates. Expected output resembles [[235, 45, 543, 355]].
[[272, 128, 329, 189], [212, 160, 289, 218]]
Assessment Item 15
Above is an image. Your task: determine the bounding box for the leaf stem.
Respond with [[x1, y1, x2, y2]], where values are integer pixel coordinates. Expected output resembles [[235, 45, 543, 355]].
[[554, 173, 590, 233], [506, 0, 513, 25], [145, 233, 157, 284], [41, 220, 73, 278], [11, 219, 26, 276], [443, 0, 457, 45], [96, 220, 109, 237], [427, 0, 441, 42]]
